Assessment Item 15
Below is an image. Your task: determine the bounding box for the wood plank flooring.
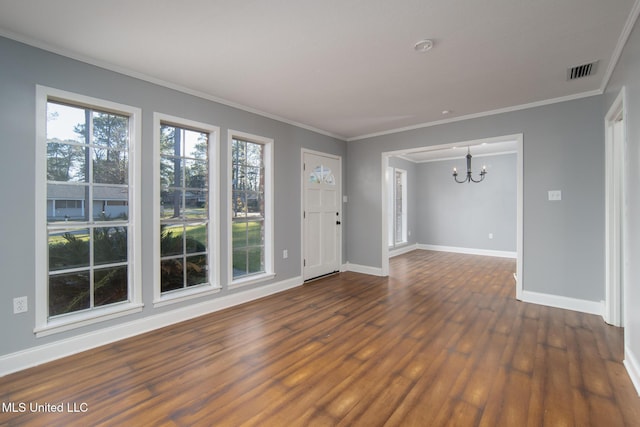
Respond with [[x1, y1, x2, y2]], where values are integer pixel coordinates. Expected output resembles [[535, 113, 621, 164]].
[[1, 250, 639, 426]]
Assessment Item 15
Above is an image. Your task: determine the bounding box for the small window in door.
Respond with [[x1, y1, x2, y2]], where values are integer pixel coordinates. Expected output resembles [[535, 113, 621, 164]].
[[309, 165, 335, 185]]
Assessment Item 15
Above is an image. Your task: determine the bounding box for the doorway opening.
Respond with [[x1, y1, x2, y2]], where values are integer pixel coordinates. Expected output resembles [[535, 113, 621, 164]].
[[380, 134, 524, 299]]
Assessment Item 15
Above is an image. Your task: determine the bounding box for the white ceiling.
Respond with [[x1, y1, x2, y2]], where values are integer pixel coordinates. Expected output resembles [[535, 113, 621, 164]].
[[0, 0, 636, 140], [397, 140, 518, 163]]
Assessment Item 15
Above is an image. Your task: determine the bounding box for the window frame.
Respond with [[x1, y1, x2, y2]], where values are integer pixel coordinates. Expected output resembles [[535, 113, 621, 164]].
[[387, 167, 407, 247], [34, 85, 143, 337], [152, 113, 220, 307], [227, 130, 274, 288]]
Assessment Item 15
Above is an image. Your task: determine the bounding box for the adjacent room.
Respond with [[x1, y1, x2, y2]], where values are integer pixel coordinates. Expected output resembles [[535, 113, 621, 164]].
[[1, 1, 640, 425]]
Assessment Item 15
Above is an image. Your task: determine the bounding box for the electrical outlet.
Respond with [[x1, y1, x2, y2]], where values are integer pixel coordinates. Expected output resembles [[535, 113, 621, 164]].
[[283, 249, 288, 259], [13, 296, 28, 314]]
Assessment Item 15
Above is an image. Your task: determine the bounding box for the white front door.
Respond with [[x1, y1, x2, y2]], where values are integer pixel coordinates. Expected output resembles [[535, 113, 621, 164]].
[[303, 151, 341, 281]]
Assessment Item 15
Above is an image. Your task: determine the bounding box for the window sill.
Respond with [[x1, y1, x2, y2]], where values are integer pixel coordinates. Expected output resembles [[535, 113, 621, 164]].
[[228, 272, 276, 290], [153, 285, 221, 308], [34, 302, 144, 338]]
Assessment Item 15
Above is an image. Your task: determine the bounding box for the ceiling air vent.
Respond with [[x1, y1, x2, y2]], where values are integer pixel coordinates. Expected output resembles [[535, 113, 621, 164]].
[[567, 61, 599, 80]]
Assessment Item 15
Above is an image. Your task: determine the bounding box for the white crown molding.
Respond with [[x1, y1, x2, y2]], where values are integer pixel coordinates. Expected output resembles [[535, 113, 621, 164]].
[[348, 90, 603, 142], [601, 0, 640, 92], [0, 29, 347, 142], [2, 0, 636, 146], [353, 0, 640, 145]]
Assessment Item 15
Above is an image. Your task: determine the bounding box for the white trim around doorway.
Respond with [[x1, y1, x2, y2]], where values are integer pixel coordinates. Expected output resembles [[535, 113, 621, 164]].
[[604, 87, 627, 327], [380, 133, 524, 299]]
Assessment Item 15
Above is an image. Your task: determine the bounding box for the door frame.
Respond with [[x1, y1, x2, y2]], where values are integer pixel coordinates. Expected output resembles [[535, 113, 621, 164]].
[[380, 133, 524, 300], [604, 87, 627, 327], [301, 149, 343, 280]]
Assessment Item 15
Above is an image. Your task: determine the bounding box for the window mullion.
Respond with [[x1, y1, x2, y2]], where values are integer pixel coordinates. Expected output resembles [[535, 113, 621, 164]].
[[89, 226, 95, 308], [183, 224, 187, 289], [87, 109, 95, 309]]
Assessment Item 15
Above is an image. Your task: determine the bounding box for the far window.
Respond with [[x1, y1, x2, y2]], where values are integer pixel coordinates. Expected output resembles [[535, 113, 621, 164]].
[[229, 131, 273, 285], [154, 114, 219, 304], [387, 167, 407, 247]]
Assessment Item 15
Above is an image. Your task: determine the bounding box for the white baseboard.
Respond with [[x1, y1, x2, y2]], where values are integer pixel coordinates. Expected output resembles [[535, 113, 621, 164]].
[[417, 244, 517, 259], [342, 262, 384, 276], [389, 243, 418, 258], [0, 276, 303, 377], [624, 347, 640, 396], [520, 290, 604, 316]]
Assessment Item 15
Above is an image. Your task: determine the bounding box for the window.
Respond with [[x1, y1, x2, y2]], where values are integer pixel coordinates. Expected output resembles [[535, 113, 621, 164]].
[[229, 131, 273, 286], [35, 86, 142, 336], [153, 114, 219, 306], [387, 167, 407, 247]]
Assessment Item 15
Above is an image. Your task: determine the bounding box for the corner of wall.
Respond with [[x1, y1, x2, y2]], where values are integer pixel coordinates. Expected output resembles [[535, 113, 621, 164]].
[[519, 290, 604, 316], [624, 346, 640, 396], [342, 262, 385, 277]]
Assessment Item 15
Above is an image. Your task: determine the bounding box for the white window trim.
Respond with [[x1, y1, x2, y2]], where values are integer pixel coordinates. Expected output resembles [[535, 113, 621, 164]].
[[387, 167, 407, 247], [396, 168, 408, 244], [34, 85, 143, 337], [227, 130, 274, 289], [152, 113, 220, 307]]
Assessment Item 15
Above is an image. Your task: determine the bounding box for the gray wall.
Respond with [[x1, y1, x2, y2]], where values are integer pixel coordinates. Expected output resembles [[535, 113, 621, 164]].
[[604, 15, 640, 379], [347, 95, 604, 302], [0, 37, 346, 357], [416, 153, 517, 251]]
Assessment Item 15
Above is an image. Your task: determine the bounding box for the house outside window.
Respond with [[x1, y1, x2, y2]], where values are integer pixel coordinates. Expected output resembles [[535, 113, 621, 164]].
[[153, 113, 220, 306], [35, 86, 142, 336]]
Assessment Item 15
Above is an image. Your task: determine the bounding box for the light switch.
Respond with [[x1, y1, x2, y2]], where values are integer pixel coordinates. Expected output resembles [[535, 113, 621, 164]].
[[548, 190, 562, 201]]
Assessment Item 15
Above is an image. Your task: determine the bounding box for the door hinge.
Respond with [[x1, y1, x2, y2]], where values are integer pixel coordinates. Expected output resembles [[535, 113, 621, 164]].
[[304, 259, 306, 267]]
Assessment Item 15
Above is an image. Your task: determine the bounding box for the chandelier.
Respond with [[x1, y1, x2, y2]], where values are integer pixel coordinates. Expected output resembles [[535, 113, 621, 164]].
[[453, 147, 487, 183]]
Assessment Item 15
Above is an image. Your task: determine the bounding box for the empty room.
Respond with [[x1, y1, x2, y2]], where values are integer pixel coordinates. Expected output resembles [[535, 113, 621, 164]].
[[1, 1, 640, 425]]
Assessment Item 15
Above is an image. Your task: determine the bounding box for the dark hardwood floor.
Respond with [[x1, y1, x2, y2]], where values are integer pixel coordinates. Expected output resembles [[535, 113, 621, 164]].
[[2, 250, 639, 426]]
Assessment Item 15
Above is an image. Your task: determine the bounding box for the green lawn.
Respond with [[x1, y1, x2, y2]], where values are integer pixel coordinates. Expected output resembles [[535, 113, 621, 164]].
[[232, 220, 264, 276], [50, 221, 264, 277]]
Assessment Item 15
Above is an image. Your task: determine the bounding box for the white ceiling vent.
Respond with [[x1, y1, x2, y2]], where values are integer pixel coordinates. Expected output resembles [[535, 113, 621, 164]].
[[567, 61, 599, 80]]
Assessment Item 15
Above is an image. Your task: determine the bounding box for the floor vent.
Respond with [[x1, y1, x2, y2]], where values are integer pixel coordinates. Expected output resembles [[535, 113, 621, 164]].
[[567, 61, 599, 80]]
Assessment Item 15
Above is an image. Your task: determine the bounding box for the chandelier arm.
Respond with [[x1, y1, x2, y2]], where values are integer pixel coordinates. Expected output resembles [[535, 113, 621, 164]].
[[453, 173, 469, 183]]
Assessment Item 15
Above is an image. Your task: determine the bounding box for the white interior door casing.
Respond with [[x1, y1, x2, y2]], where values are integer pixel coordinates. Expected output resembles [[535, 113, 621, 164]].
[[303, 151, 341, 280], [605, 88, 626, 327]]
